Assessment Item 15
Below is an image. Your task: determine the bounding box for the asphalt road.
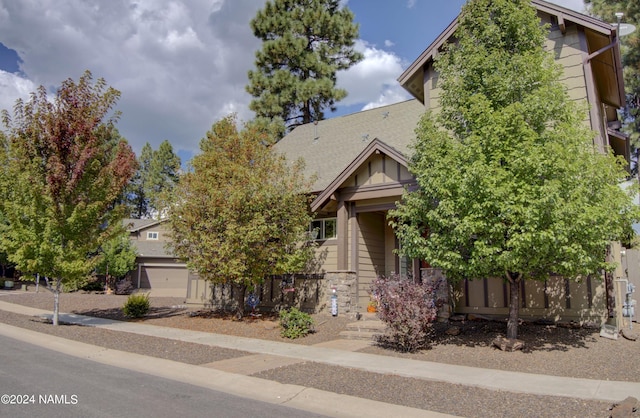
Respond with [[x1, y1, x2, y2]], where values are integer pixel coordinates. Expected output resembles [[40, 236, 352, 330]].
[[0, 335, 328, 418]]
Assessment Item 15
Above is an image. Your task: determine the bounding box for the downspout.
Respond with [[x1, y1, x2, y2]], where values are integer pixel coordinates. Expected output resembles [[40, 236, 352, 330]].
[[582, 11, 622, 61], [582, 20, 626, 108], [582, 37, 619, 65]]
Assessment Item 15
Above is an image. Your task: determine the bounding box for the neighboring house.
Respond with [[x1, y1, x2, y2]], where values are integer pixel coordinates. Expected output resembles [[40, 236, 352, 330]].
[[125, 218, 188, 298], [274, 0, 630, 322]]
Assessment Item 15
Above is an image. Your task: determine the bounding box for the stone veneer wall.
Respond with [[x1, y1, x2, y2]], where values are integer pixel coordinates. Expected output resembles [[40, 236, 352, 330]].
[[322, 271, 357, 316], [187, 272, 357, 315]]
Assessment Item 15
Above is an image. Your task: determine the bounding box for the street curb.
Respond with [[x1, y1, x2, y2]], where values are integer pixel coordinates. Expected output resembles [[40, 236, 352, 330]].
[[0, 299, 638, 403], [0, 323, 452, 418]]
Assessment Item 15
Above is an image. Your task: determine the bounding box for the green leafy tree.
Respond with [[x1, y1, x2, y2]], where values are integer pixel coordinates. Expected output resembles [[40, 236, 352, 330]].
[[0, 245, 12, 279], [0, 134, 12, 278], [168, 115, 313, 318], [390, 0, 637, 341], [586, 0, 640, 173], [95, 231, 137, 288], [246, 0, 363, 131], [0, 71, 137, 325], [0, 215, 12, 277]]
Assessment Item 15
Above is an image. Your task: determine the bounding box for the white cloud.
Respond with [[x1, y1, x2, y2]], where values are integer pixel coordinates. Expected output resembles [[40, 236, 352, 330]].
[[360, 87, 412, 111], [0, 71, 35, 118], [337, 40, 410, 111], [0, 0, 589, 160], [0, 0, 263, 156], [344, 0, 588, 114]]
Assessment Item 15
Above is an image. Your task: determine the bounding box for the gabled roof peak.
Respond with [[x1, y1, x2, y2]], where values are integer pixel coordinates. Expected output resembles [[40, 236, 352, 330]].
[[398, 0, 619, 103], [274, 99, 425, 193]]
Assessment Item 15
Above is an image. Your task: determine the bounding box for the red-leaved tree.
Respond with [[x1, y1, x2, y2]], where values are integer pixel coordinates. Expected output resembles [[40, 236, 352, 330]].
[[0, 71, 137, 325]]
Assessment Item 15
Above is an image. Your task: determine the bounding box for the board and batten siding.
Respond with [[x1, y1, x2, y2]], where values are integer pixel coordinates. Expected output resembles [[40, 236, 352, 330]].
[[452, 275, 607, 323], [342, 154, 411, 188], [426, 65, 442, 115]]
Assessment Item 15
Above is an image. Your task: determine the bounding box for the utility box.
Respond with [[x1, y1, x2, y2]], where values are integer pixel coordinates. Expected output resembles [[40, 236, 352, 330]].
[[614, 279, 636, 332]]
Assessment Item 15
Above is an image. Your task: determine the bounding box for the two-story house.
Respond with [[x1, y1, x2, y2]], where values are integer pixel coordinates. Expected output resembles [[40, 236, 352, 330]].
[[274, 0, 629, 321], [125, 218, 188, 297]]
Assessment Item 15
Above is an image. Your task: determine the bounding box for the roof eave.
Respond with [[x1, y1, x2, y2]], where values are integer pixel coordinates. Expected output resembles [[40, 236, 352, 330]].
[[126, 219, 165, 232], [397, 19, 458, 102]]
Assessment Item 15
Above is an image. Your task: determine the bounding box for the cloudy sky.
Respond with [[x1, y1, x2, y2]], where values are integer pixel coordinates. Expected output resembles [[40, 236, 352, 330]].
[[0, 0, 587, 163]]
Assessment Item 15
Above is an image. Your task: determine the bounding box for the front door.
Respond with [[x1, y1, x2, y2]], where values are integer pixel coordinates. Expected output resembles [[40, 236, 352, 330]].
[[357, 212, 386, 310]]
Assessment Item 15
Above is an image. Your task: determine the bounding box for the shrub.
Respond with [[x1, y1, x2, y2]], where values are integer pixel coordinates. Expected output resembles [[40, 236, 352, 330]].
[[80, 277, 106, 292], [122, 293, 150, 318], [279, 307, 314, 339], [372, 274, 441, 352]]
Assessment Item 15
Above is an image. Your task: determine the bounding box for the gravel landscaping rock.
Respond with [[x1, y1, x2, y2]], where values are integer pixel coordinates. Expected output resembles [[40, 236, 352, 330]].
[[253, 362, 613, 418], [0, 289, 637, 417]]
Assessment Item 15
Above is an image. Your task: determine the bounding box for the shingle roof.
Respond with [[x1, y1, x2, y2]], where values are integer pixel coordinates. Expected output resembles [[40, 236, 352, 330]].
[[273, 99, 425, 192], [124, 218, 164, 232]]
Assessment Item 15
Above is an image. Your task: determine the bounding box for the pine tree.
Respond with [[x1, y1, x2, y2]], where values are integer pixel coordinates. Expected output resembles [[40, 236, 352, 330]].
[[126, 141, 180, 219], [125, 143, 152, 218], [145, 140, 181, 218], [246, 0, 363, 131]]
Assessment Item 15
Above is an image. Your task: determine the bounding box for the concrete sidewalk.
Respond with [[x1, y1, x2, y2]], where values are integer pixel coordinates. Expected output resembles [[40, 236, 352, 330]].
[[0, 299, 638, 405]]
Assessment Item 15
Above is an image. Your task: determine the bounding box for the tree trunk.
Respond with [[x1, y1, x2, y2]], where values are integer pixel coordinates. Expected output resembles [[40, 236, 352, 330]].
[[52, 278, 61, 326], [233, 283, 247, 320], [506, 272, 522, 340]]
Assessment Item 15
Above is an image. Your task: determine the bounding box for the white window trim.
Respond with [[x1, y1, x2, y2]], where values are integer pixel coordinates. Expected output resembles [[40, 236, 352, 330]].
[[147, 231, 159, 240], [310, 218, 337, 241]]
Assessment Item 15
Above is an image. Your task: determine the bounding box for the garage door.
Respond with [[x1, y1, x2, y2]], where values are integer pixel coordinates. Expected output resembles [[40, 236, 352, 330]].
[[138, 264, 188, 297]]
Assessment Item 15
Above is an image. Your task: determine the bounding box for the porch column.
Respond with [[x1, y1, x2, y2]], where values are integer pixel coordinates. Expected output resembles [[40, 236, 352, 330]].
[[336, 195, 349, 270]]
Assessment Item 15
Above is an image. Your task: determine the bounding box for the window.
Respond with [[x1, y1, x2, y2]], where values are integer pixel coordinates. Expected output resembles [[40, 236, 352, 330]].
[[147, 231, 159, 240], [309, 218, 337, 240]]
